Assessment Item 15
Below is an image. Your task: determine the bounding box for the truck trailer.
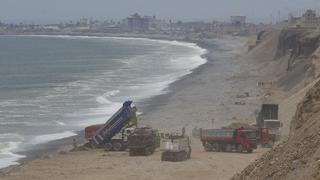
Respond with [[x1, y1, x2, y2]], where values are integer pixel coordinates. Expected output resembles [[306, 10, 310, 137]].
[[200, 128, 257, 153], [127, 127, 160, 156]]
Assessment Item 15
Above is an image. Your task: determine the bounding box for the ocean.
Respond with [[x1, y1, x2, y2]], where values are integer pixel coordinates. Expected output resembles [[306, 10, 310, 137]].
[[0, 35, 206, 168]]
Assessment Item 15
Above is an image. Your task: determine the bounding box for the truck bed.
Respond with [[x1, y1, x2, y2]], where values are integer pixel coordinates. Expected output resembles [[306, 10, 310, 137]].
[[200, 129, 235, 142]]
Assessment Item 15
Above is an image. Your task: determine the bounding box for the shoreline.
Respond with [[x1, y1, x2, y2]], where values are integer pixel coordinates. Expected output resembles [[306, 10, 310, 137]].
[[0, 33, 271, 180], [0, 33, 214, 172]]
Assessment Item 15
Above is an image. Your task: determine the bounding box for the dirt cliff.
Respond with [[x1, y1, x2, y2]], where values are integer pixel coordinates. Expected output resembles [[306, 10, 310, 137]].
[[233, 80, 320, 180], [233, 29, 320, 180]]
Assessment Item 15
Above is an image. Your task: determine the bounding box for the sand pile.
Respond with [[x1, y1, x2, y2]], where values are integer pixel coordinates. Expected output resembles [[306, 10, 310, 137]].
[[232, 80, 320, 180]]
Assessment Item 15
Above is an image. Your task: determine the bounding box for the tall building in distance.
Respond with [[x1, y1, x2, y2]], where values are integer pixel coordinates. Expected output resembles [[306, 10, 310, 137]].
[[125, 13, 150, 31], [230, 16, 247, 33]]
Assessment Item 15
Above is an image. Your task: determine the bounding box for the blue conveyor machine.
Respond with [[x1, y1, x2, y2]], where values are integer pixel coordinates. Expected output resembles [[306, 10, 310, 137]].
[[92, 101, 137, 146]]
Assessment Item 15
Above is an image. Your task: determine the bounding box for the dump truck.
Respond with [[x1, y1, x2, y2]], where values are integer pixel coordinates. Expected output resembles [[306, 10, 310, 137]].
[[200, 128, 257, 153], [160, 131, 191, 161], [85, 125, 134, 151], [256, 104, 281, 140], [88, 101, 137, 148], [127, 127, 160, 156], [256, 128, 275, 148]]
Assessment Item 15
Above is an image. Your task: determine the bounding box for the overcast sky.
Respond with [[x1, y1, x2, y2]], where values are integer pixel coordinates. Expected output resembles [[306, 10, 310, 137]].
[[1, 0, 320, 23]]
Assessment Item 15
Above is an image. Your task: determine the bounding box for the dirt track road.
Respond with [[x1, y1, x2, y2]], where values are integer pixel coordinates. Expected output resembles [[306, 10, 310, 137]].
[[1, 140, 268, 180]]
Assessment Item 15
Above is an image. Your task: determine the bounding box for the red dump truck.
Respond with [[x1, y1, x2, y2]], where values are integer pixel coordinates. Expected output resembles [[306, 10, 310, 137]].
[[200, 128, 257, 153], [256, 128, 275, 148]]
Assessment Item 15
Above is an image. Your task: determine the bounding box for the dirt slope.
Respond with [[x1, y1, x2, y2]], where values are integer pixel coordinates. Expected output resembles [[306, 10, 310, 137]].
[[233, 80, 320, 180]]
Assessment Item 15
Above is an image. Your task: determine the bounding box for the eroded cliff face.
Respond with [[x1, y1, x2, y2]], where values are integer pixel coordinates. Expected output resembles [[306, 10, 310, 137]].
[[275, 28, 320, 88], [232, 80, 320, 180], [233, 31, 320, 179]]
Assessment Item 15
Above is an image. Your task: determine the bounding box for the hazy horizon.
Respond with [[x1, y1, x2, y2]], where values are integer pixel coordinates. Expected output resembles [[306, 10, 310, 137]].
[[1, 0, 320, 24]]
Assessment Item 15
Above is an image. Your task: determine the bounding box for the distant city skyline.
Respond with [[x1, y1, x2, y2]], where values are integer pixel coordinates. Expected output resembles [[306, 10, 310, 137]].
[[1, 0, 320, 24]]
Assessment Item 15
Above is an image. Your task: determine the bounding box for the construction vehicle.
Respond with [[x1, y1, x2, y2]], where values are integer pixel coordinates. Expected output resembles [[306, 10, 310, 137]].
[[200, 128, 257, 153], [256, 104, 281, 140], [85, 125, 134, 151], [256, 127, 275, 148], [160, 129, 191, 161], [87, 101, 137, 148], [127, 127, 160, 156]]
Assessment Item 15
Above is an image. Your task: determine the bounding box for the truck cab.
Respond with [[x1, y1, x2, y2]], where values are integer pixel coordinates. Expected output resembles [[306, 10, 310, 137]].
[[257, 128, 275, 148], [235, 129, 258, 152]]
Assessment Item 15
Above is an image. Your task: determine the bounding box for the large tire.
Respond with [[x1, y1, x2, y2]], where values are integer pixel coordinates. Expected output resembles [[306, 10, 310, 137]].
[[220, 144, 226, 152], [237, 145, 243, 153], [104, 143, 113, 151], [204, 143, 212, 152], [144, 147, 152, 156], [212, 143, 219, 152], [112, 142, 122, 151], [247, 149, 253, 153]]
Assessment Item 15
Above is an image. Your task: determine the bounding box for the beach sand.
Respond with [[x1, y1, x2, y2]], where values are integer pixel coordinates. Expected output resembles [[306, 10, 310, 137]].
[[0, 36, 273, 180]]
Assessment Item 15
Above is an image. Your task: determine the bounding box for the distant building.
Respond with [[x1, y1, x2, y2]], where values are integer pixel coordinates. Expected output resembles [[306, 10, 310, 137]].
[[126, 13, 149, 31], [289, 9, 320, 28], [230, 16, 247, 34], [231, 16, 246, 26]]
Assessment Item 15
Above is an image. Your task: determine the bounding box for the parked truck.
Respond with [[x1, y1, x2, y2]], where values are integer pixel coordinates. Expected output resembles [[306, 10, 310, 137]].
[[200, 128, 257, 153], [87, 101, 137, 148], [256, 127, 275, 148], [160, 131, 191, 161], [256, 104, 281, 140], [85, 125, 134, 151], [127, 127, 160, 156]]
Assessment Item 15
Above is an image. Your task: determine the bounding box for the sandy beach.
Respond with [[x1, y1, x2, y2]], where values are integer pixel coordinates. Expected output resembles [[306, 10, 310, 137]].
[[0, 35, 274, 180]]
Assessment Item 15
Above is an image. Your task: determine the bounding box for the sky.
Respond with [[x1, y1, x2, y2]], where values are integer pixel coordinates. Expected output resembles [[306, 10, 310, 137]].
[[1, 0, 320, 24]]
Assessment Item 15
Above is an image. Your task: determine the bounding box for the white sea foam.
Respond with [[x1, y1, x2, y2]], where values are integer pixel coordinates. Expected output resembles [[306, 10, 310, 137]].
[[54, 121, 66, 126], [0, 141, 26, 169], [0, 134, 25, 169]]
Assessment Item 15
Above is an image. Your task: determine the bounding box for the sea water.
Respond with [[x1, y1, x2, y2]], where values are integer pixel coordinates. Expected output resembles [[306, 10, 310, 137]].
[[0, 35, 206, 168]]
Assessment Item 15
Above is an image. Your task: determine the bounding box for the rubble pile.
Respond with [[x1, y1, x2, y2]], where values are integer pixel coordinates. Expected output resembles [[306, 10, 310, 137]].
[[233, 80, 320, 180]]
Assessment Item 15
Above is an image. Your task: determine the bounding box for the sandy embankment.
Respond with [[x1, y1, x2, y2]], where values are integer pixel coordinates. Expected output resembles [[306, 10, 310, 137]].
[[0, 36, 273, 180]]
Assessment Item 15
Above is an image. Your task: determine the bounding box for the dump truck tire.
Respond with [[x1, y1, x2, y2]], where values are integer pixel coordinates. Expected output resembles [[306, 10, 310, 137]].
[[212, 143, 219, 152], [113, 142, 122, 151], [237, 145, 243, 153], [144, 147, 153, 156], [104, 143, 113, 151], [204, 143, 213, 152]]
